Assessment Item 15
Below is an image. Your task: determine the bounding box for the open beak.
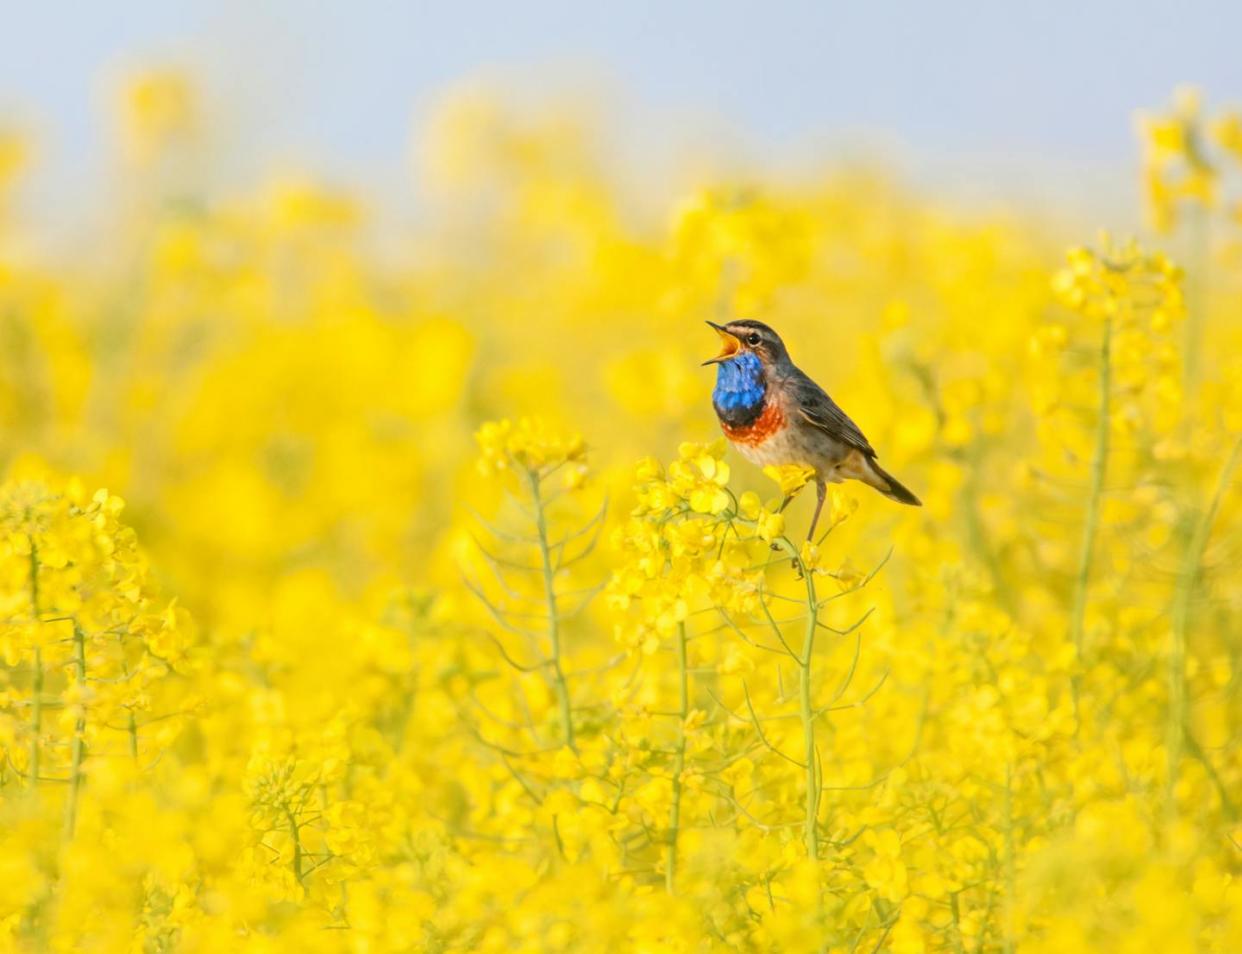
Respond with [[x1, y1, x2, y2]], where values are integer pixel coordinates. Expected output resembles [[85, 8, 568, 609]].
[[702, 321, 742, 365]]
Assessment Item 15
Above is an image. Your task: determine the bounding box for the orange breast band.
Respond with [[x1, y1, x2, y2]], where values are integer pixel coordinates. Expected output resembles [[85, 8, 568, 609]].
[[721, 400, 785, 446]]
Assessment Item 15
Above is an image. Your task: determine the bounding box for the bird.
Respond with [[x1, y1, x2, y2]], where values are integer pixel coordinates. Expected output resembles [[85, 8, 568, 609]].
[[703, 319, 920, 541]]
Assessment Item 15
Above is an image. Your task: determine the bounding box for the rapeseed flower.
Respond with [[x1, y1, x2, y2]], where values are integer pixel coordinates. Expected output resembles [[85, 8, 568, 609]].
[[0, 79, 1233, 953]]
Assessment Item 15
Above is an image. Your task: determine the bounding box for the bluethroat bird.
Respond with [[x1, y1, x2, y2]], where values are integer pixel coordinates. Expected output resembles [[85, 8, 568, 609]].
[[704, 319, 921, 540]]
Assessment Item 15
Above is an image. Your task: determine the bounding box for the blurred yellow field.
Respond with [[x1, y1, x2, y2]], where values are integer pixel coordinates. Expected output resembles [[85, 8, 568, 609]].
[[0, 68, 1240, 952]]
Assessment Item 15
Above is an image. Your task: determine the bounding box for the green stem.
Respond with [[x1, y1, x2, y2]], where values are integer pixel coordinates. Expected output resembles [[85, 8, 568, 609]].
[[529, 469, 574, 751], [1002, 764, 1015, 954], [666, 622, 689, 894], [30, 649, 42, 786], [1070, 317, 1112, 723], [799, 592, 819, 859], [963, 445, 1014, 617], [287, 809, 305, 886], [1183, 207, 1209, 396], [128, 710, 139, 760], [774, 536, 820, 857], [28, 536, 41, 788], [1166, 438, 1241, 811], [63, 623, 87, 838]]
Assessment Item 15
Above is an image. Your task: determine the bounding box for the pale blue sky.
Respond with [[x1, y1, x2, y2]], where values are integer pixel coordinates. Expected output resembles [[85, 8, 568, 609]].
[[1, 1, 1238, 223]]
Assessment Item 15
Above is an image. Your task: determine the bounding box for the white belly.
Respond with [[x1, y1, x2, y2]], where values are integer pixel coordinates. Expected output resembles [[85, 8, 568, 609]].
[[734, 426, 809, 469], [727, 416, 849, 482]]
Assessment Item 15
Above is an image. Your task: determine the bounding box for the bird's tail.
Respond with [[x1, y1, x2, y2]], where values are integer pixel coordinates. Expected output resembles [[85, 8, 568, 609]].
[[861, 457, 922, 507]]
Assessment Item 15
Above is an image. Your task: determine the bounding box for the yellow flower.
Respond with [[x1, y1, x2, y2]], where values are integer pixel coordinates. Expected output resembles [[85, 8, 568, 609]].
[[755, 508, 785, 542], [1211, 111, 1242, 163], [737, 490, 763, 520], [117, 69, 198, 163], [1135, 85, 1226, 231], [762, 463, 816, 497], [1052, 238, 1184, 325], [475, 417, 586, 476], [0, 78, 1235, 954], [0, 129, 29, 197], [799, 540, 823, 571], [862, 829, 909, 903]]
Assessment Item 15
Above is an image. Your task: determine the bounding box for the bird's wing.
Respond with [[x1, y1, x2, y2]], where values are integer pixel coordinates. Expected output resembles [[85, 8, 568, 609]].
[[788, 369, 877, 457]]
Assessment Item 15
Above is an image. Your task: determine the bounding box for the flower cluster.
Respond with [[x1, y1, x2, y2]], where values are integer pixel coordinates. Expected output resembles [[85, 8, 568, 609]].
[[1040, 237, 1185, 457], [1136, 86, 1242, 232], [610, 440, 771, 648], [1051, 237, 1184, 324], [475, 417, 587, 481], [0, 467, 193, 798]]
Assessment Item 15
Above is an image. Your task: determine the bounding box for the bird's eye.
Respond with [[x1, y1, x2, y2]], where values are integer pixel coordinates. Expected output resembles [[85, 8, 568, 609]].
[[746, 333, 762, 346]]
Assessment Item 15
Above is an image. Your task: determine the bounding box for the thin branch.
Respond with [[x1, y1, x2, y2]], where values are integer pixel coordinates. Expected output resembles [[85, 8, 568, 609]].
[[742, 681, 806, 769]]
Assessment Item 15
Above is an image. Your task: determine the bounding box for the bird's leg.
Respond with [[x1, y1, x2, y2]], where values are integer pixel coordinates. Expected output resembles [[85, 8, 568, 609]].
[[806, 479, 827, 543], [783, 479, 827, 578]]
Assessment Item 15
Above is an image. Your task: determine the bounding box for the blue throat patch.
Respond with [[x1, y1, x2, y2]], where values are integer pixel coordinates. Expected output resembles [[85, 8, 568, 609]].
[[712, 351, 766, 416]]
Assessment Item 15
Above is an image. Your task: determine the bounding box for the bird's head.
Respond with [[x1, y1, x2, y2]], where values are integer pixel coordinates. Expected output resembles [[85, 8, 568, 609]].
[[702, 319, 790, 369]]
